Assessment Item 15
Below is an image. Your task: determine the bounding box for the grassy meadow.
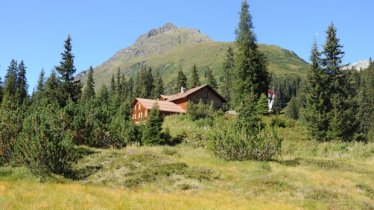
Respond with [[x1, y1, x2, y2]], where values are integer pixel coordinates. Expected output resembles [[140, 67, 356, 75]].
[[1, 115, 374, 210]]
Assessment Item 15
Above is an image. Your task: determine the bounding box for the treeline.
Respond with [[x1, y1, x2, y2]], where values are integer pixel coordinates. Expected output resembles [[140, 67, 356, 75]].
[[284, 24, 374, 142], [0, 33, 226, 176], [0, 35, 171, 176]]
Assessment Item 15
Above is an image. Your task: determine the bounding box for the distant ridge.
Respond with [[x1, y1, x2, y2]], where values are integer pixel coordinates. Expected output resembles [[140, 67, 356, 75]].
[[346, 60, 370, 71], [77, 23, 308, 91]]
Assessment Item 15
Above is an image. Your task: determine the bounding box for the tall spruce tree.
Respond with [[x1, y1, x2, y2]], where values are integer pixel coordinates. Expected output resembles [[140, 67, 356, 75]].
[[232, 0, 269, 108], [44, 71, 63, 105], [221, 46, 235, 102], [205, 67, 217, 89], [15, 60, 28, 104], [110, 74, 116, 93], [153, 71, 164, 99], [322, 23, 355, 141], [189, 64, 200, 88], [36, 69, 46, 93], [116, 68, 123, 95], [141, 104, 164, 145], [175, 68, 187, 92], [0, 77, 3, 104], [2, 59, 18, 106], [145, 67, 154, 98], [304, 41, 330, 140], [55, 35, 81, 103], [82, 66, 95, 102], [356, 59, 374, 141]]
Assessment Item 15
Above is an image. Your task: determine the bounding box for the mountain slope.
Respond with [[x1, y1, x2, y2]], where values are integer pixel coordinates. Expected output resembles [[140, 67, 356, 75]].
[[78, 23, 308, 92]]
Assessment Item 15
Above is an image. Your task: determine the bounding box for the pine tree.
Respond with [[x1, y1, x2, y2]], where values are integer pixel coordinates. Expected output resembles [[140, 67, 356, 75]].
[[232, 0, 269, 107], [116, 68, 122, 95], [153, 71, 164, 99], [126, 77, 134, 101], [220, 46, 234, 102], [175, 68, 187, 92], [2, 59, 18, 105], [304, 41, 330, 140], [145, 67, 154, 98], [356, 59, 374, 141], [205, 67, 217, 89], [55, 35, 81, 103], [189, 64, 200, 88], [285, 97, 299, 120], [110, 74, 116, 93], [82, 66, 95, 102], [141, 104, 164, 145], [36, 69, 46, 93], [15, 60, 28, 104], [15, 101, 78, 176], [322, 24, 354, 141], [0, 77, 3, 104], [44, 71, 63, 105]]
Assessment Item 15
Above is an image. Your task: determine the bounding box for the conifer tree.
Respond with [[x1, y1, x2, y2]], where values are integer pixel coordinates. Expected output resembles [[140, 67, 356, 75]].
[[141, 104, 163, 145], [82, 66, 95, 102], [110, 74, 116, 93], [232, 0, 269, 107], [55, 35, 81, 103], [304, 41, 330, 140], [205, 67, 217, 89], [44, 71, 63, 105], [145, 67, 154, 98], [2, 59, 18, 105], [175, 68, 187, 92], [322, 23, 355, 140], [116, 68, 122, 95], [36, 69, 46, 93], [153, 71, 164, 99], [221, 46, 234, 102], [15, 60, 28, 104], [189, 64, 200, 88], [356, 59, 374, 141], [0, 77, 3, 104], [126, 77, 134, 101]]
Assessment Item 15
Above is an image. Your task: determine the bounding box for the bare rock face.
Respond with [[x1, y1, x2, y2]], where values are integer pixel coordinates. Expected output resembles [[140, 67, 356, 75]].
[[110, 23, 212, 62], [342, 60, 370, 71]]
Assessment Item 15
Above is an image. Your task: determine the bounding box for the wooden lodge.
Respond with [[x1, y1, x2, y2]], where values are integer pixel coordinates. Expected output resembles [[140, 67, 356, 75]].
[[131, 84, 226, 123]]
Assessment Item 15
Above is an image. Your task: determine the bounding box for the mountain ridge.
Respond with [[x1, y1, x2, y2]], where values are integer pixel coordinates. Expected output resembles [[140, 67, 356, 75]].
[[77, 23, 309, 92]]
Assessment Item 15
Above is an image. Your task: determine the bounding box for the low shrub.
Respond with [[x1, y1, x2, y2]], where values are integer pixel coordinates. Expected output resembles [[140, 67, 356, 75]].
[[209, 120, 282, 161]]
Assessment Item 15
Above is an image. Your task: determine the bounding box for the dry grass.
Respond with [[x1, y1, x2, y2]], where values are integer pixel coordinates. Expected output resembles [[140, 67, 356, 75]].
[[1, 115, 374, 209], [0, 180, 297, 210]]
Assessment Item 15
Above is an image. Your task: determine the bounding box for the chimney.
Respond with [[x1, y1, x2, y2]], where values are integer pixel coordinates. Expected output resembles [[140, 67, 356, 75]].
[[181, 86, 186, 93]]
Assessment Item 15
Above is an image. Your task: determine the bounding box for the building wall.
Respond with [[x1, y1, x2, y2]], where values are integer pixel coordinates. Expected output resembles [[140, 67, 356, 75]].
[[187, 87, 224, 108], [172, 98, 188, 111], [131, 101, 149, 123]]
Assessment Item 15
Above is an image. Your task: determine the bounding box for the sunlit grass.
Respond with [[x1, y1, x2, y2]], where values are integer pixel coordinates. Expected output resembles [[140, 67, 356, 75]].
[[1, 115, 373, 209]]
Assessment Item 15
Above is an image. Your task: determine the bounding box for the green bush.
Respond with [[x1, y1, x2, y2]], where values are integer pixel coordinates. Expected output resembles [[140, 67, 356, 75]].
[[0, 107, 24, 165], [209, 121, 282, 161], [186, 100, 216, 121], [209, 94, 282, 161], [15, 102, 78, 177]]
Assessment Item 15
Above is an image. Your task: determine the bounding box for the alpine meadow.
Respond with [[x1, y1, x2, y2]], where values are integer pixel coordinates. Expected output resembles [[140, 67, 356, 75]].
[[0, 1, 373, 209]]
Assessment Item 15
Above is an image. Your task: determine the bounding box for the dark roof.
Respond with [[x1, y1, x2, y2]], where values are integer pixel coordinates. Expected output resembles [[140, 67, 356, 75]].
[[160, 84, 226, 102], [132, 98, 186, 113]]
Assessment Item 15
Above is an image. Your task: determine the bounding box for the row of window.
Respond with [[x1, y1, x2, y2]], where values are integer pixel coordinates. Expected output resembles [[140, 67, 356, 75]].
[[132, 111, 148, 120]]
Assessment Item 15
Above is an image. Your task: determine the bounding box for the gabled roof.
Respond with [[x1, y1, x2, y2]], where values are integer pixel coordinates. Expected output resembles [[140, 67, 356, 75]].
[[160, 84, 226, 102], [132, 98, 186, 113]]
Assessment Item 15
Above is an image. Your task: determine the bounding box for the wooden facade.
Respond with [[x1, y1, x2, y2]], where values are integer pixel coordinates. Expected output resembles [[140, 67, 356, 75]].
[[131, 85, 226, 122]]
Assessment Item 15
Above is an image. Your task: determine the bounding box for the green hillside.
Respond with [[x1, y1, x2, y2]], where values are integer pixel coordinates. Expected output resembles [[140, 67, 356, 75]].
[[77, 24, 308, 92], [86, 42, 308, 92]]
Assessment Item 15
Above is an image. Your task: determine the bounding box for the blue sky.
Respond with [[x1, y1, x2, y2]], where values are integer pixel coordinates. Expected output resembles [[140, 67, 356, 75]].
[[0, 0, 373, 91]]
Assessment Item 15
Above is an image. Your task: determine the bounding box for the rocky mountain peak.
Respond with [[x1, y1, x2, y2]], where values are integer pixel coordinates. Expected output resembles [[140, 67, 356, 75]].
[[139, 23, 178, 40], [110, 23, 212, 62]]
